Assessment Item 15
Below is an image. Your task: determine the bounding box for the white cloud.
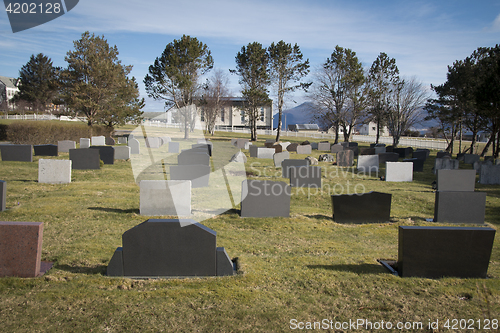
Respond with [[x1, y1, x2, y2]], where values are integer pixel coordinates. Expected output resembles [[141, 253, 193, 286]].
[[491, 13, 500, 31]]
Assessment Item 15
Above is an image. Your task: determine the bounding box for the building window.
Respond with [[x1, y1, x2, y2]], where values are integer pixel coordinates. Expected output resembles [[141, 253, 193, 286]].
[[200, 109, 205, 122], [372, 127, 376, 131], [260, 107, 265, 122], [240, 110, 245, 122], [220, 108, 225, 122]]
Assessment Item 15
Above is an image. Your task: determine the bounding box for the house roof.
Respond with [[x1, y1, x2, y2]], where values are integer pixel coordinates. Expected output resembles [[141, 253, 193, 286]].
[[0, 76, 19, 89]]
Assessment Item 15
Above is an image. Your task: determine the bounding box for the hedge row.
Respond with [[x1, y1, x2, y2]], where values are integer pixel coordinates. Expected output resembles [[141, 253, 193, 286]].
[[4, 121, 111, 145]]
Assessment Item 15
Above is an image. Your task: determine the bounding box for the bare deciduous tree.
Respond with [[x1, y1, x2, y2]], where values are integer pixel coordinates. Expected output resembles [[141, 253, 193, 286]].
[[202, 69, 230, 135]]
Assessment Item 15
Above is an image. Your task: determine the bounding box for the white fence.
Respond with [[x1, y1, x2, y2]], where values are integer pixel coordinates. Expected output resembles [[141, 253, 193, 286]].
[[0, 114, 84, 121]]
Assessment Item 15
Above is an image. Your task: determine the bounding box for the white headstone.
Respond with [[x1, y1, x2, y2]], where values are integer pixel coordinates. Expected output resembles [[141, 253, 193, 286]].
[[257, 148, 275, 159], [128, 138, 140, 154], [38, 159, 72, 184], [357, 155, 379, 173], [79, 138, 90, 149], [296, 145, 312, 155], [91, 136, 106, 146], [114, 146, 131, 160], [386, 162, 413, 182]]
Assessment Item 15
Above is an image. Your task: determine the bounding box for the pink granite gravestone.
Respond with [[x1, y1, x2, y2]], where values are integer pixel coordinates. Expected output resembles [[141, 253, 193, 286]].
[[0, 222, 47, 277]]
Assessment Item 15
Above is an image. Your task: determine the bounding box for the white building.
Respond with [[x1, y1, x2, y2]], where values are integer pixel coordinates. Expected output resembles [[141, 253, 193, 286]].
[[358, 121, 390, 136], [0, 76, 20, 110]]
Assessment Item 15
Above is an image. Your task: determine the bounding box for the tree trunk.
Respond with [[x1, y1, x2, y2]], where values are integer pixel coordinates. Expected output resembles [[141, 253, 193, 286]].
[[275, 110, 282, 142], [375, 120, 381, 144], [481, 133, 494, 157], [334, 122, 339, 144]]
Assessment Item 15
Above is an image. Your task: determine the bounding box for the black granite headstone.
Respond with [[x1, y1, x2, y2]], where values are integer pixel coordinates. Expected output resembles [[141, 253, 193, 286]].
[[336, 150, 354, 167], [397, 226, 495, 278], [403, 158, 424, 172], [192, 143, 212, 156], [0, 144, 33, 162], [434, 191, 486, 224], [393, 147, 412, 158], [436, 169, 476, 192], [107, 219, 234, 277], [412, 150, 427, 161], [34, 144, 58, 156], [378, 152, 399, 165], [331, 191, 392, 223], [289, 166, 322, 188], [170, 165, 211, 188], [359, 148, 375, 155], [0, 180, 5, 211], [240, 180, 291, 218], [436, 151, 451, 158], [89, 146, 115, 164], [281, 159, 310, 178], [286, 143, 299, 152], [69, 148, 100, 170]]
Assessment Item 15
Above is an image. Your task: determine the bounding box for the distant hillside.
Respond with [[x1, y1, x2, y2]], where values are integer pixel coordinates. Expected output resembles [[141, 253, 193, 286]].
[[273, 102, 319, 130]]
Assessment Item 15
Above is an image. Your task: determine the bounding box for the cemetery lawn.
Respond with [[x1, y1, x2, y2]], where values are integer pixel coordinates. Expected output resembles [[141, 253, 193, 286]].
[[0, 133, 499, 333]]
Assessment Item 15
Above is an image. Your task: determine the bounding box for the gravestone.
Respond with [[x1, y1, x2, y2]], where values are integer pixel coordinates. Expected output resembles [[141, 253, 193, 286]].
[[280, 142, 291, 151], [318, 142, 330, 151], [58, 140, 76, 153], [145, 137, 161, 148], [169, 142, 180, 153], [34, 144, 58, 156], [433, 157, 459, 174], [359, 148, 375, 155], [434, 191, 486, 224], [414, 149, 430, 159], [330, 144, 343, 154], [105, 137, 116, 146], [249, 145, 258, 157], [378, 152, 399, 165], [38, 159, 72, 184], [257, 148, 275, 159], [235, 139, 250, 149], [0, 222, 48, 277], [170, 165, 210, 188], [90, 146, 115, 164], [336, 150, 354, 167], [0, 180, 5, 211], [479, 162, 500, 185], [117, 137, 128, 144], [193, 143, 212, 156], [273, 151, 290, 167], [240, 180, 290, 217], [461, 154, 480, 165], [69, 148, 100, 170], [272, 144, 283, 153], [397, 226, 495, 278], [140, 180, 191, 216], [436, 151, 451, 158], [160, 136, 171, 145], [385, 146, 394, 153], [114, 146, 131, 160], [128, 138, 140, 154], [331, 192, 391, 224], [403, 158, 424, 172], [230, 151, 247, 163], [437, 169, 476, 192], [386, 162, 413, 182], [178, 152, 210, 166], [357, 155, 379, 173], [281, 159, 310, 178], [286, 143, 299, 152], [289, 166, 322, 188], [244, 142, 252, 149], [107, 219, 234, 277], [412, 150, 427, 161], [0, 144, 33, 162], [310, 142, 318, 150], [374, 146, 386, 154], [393, 147, 412, 158], [91, 136, 106, 146], [79, 138, 91, 149], [296, 145, 312, 155]]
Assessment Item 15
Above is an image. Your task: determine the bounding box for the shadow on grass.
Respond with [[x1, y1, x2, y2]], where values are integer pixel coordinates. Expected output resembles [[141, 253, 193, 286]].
[[56, 264, 107, 275], [88, 207, 139, 214], [305, 214, 332, 221], [307, 263, 387, 275]]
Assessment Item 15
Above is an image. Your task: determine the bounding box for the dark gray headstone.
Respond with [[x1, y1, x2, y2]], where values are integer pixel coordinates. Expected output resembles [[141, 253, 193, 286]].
[[434, 191, 486, 224], [106, 219, 235, 277], [105, 137, 115, 146], [336, 150, 354, 167], [479, 162, 500, 185], [330, 144, 343, 154], [216, 247, 235, 277], [461, 154, 480, 164], [0, 180, 5, 211], [192, 143, 212, 156], [394, 147, 412, 158], [286, 143, 299, 152], [170, 165, 210, 188], [412, 150, 427, 161], [249, 145, 258, 157], [331, 191, 391, 224], [69, 148, 100, 170], [89, 146, 115, 164], [378, 152, 399, 165], [289, 166, 322, 188], [281, 159, 310, 178], [178, 152, 210, 166], [433, 157, 459, 174], [344, 146, 358, 156], [240, 180, 291, 218], [403, 158, 424, 172], [359, 148, 375, 155], [0, 144, 33, 162], [34, 144, 58, 156], [397, 226, 495, 278], [437, 169, 476, 192], [414, 149, 430, 159], [436, 151, 451, 158]]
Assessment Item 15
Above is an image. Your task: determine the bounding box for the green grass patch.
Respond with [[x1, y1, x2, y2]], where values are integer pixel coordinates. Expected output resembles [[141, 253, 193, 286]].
[[0, 133, 499, 332]]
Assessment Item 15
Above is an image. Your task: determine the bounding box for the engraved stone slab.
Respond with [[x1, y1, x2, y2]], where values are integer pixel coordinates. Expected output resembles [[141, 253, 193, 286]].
[[336, 150, 354, 167], [128, 138, 140, 154], [0, 144, 33, 162], [397, 226, 495, 278], [433, 157, 459, 174], [289, 166, 322, 188], [34, 144, 58, 156], [273, 151, 290, 167], [58, 140, 76, 153], [105, 137, 115, 145], [114, 146, 131, 160], [296, 145, 312, 155], [394, 147, 412, 158], [378, 152, 399, 165], [257, 148, 275, 159], [170, 165, 210, 188], [178, 152, 210, 166], [330, 144, 343, 154], [479, 163, 500, 185], [359, 148, 375, 155], [281, 159, 310, 178], [145, 137, 161, 148], [437, 169, 476, 191], [434, 191, 486, 224], [331, 191, 391, 224], [286, 143, 299, 152], [240, 180, 291, 218], [386, 162, 413, 182], [79, 138, 90, 148], [140, 180, 191, 216], [69, 148, 100, 170], [0, 222, 44, 277], [90, 146, 115, 164], [169, 142, 180, 153], [38, 159, 72, 184], [403, 158, 424, 172], [318, 142, 330, 151], [357, 155, 379, 173], [91, 136, 106, 146], [249, 145, 258, 157], [374, 146, 386, 154]]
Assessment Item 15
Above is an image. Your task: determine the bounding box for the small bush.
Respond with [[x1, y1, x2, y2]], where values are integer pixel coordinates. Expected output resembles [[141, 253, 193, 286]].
[[6, 121, 111, 145]]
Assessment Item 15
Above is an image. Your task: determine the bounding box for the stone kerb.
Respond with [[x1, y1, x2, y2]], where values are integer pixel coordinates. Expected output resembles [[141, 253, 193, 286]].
[[38, 159, 72, 184]]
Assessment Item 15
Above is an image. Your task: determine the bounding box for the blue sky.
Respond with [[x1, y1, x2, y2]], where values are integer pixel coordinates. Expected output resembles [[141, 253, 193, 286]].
[[1, 0, 499, 112]]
